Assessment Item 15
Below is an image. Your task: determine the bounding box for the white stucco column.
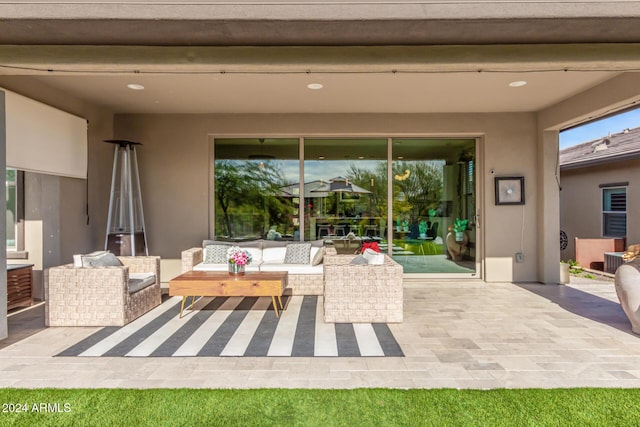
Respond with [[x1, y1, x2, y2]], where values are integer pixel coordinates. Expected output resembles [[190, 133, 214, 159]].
[[0, 90, 8, 339], [537, 130, 561, 284]]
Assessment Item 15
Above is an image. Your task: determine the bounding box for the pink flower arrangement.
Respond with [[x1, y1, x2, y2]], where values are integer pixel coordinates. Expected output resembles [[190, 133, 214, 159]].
[[227, 246, 252, 265]]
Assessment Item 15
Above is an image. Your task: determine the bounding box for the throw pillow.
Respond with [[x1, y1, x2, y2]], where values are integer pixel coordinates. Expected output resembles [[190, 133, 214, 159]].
[[81, 252, 122, 267], [204, 244, 230, 264], [362, 248, 385, 265], [361, 241, 381, 252], [350, 255, 368, 265], [283, 243, 312, 264], [73, 250, 107, 267], [311, 247, 326, 266]]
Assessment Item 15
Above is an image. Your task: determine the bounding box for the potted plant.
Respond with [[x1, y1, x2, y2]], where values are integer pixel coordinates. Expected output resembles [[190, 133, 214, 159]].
[[418, 220, 428, 239], [445, 220, 469, 261], [452, 218, 468, 242]]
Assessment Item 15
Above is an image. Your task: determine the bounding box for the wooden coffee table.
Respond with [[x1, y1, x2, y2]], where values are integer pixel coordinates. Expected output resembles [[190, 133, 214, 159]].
[[169, 271, 288, 318]]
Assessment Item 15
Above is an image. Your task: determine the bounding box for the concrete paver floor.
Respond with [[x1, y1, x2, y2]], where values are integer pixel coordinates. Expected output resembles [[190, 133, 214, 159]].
[[1, 278, 639, 389]]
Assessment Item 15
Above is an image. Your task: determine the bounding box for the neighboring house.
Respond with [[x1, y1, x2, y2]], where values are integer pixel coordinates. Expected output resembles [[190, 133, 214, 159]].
[[560, 125, 640, 264], [1, 1, 640, 339]]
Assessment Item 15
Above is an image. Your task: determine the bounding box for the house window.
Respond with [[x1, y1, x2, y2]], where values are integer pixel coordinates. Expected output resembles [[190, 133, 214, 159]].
[[602, 186, 627, 237]]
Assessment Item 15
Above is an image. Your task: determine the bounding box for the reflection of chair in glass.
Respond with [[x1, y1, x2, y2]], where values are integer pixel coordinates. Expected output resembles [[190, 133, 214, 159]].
[[364, 224, 379, 237], [317, 224, 332, 237], [333, 224, 346, 236]]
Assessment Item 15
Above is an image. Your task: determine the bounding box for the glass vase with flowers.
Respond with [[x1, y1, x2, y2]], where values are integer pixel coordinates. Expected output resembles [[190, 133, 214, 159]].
[[227, 246, 252, 275]]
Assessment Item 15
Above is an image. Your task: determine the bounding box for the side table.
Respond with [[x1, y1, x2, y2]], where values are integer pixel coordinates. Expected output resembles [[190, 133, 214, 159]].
[[7, 264, 34, 310]]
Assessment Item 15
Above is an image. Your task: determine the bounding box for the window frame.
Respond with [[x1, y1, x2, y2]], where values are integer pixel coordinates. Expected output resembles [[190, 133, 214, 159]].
[[601, 184, 627, 238]]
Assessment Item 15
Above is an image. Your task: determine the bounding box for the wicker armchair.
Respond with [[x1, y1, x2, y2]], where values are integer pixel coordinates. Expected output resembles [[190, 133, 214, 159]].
[[46, 256, 161, 327], [323, 254, 404, 323]]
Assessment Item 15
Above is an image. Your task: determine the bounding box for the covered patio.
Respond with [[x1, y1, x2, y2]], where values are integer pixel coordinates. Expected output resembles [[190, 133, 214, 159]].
[[1, 276, 639, 389], [2, 2, 640, 365]]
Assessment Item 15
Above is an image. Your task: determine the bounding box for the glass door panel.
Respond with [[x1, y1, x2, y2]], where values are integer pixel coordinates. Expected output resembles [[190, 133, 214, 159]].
[[391, 138, 477, 275], [303, 139, 387, 250], [213, 138, 299, 241]]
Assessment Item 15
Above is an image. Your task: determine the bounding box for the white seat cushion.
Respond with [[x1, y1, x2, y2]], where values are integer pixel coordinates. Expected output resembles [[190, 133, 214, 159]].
[[244, 247, 263, 264], [259, 263, 323, 275], [262, 247, 287, 263]]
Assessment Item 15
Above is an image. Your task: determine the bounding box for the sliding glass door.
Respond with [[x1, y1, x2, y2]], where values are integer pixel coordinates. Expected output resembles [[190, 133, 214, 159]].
[[391, 139, 477, 275], [211, 136, 479, 277], [303, 139, 388, 244]]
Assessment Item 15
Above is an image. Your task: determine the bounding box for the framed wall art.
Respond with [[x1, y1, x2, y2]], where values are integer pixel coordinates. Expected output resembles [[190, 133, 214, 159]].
[[495, 176, 525, 205]]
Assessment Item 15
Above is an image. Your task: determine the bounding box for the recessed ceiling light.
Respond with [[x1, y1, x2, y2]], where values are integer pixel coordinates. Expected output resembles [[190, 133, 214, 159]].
[[307, 83, 323, 90], [318, 156, 325, 160], [509, 80, 527, 88], [127, 84, 145, 90], [358, 156, 365, 159], [397, 156, 404, 160]]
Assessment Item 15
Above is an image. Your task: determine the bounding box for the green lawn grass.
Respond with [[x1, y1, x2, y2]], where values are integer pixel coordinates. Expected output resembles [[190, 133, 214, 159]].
[[0, 388, 639, 426]]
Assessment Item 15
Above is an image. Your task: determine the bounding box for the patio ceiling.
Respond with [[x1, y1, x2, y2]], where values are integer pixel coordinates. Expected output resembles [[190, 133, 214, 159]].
[[2, 1, 640, 47], [1, 45, 637, 115], [1, 2, 640, 116]]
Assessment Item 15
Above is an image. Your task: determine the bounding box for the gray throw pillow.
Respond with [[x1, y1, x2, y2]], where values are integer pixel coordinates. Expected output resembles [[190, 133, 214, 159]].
[[350, 255, 368, 265], [81, 252, 122, 267], [284, 243, 312, 264], [311, 247, 326, 266], [204, 244, 230, 264]]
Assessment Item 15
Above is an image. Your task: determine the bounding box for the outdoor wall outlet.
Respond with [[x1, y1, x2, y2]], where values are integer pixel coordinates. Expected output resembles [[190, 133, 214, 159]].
[[515, 252, 524, 263]]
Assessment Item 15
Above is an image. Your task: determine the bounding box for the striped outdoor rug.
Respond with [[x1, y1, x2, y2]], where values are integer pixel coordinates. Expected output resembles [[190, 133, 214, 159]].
[[56, 296, 404, 357]]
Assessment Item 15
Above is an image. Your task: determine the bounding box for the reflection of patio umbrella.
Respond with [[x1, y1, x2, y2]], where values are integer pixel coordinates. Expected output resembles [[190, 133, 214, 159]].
[[280, 181, 331, 214], [311, 177, 371, 215], [311, 177, 372, 195], [280, 181, 330, 198]]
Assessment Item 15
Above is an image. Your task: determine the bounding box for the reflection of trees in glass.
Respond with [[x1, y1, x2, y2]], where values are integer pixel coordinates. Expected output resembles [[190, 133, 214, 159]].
[[214, 160, 293, 238], [346, 162, 387, 216], [392, 161, 443, 223], [343, 160, 442, 222]]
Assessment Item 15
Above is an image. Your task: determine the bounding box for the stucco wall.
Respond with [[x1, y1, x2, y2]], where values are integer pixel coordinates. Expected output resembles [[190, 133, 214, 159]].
[[114, 112, 539, 282], [560, 159, 640, 261]]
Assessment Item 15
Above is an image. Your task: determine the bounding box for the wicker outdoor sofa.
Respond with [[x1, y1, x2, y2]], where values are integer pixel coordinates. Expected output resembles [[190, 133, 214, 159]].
[[46, 255, 161, 327], [323, 253, 404, 323], [181, 240, 337, 295]]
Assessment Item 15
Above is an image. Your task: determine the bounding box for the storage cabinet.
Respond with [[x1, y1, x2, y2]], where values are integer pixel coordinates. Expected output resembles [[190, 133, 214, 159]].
[[7, 264, 33, 310]]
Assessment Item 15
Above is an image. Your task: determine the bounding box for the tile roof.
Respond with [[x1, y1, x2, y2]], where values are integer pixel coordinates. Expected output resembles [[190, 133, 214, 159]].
[[560, 125, 640, 169]]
